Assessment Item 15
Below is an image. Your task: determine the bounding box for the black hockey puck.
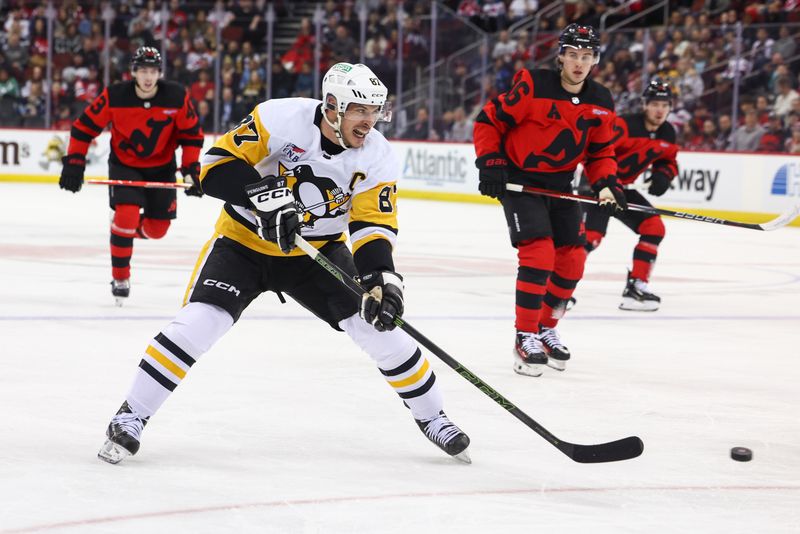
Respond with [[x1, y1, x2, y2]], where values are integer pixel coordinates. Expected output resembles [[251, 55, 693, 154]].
[[730, 447, 752, 462]]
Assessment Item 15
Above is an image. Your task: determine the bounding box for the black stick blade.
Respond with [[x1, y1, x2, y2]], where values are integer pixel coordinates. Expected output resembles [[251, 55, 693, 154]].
[[567, 436, 644, 463]]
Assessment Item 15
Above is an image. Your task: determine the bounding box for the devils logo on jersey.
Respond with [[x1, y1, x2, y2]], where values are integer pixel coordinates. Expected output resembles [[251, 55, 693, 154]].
[[278, 162, 351, 227], [118, 117, 173, 158]]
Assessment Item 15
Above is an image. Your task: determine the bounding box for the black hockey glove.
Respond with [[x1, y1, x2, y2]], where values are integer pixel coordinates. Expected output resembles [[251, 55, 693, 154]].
[[245, 175, 302, 254], [59, 154, 86, 193], [646, 171, 671, 197], [476, 154, 509, 199], [593, 176, 627, 215], [359, 271, 404, 332], [181, 162, 203, 197]]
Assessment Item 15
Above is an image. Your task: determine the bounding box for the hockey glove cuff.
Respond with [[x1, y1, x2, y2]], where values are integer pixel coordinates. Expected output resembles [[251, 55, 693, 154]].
[[359, 271, 404, 332], [476, 153, 509, 199], [181, 162, 203, 197], [59, 154, 86, 193], [245, 176, 302, 254]]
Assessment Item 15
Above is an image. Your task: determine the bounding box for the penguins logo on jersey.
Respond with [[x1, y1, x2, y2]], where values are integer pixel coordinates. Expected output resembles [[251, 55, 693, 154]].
[[279, 162, 351, 227]]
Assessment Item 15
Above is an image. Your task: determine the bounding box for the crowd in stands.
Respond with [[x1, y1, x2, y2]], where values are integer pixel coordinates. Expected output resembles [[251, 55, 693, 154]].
[[1, 0, 800, 154]]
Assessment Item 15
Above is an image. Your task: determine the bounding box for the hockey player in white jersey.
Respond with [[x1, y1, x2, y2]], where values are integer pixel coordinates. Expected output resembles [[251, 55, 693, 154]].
[[97, 63, 471, 465]]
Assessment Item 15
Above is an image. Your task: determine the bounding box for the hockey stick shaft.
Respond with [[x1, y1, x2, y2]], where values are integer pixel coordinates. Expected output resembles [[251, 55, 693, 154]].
[[87, 179, 191, 189], [294, 235, 643, 463], [507, 184, 800, 231]]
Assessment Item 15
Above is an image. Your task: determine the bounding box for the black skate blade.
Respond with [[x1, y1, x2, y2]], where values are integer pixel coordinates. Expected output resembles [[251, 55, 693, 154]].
[[566, 436, 644, 463]]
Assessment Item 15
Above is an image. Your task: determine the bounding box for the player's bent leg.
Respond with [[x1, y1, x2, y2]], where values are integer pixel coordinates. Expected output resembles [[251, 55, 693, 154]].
[[138, 217, 171, 239], [339, 314, 470, 463], [110, 204, 140, 305], [538, 245, 585, 370], [98, 302, 234, 464]]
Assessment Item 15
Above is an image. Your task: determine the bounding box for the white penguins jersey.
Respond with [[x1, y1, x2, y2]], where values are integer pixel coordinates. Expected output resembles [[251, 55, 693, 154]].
[[199, 97, 399, 257]]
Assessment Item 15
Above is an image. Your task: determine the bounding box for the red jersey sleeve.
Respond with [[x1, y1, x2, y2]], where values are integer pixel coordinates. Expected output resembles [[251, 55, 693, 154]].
[[473, 68, 534, 166], [175, 91, 204, 168], [67, 88, 112, 157], [583, 110, 619, 188]]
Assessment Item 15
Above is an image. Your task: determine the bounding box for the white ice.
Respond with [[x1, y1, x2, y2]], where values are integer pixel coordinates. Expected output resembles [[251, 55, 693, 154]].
[[1, 182, 799, 534]]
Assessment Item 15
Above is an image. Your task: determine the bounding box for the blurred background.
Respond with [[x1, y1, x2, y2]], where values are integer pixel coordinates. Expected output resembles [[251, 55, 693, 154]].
[[0, 0, 799, 153]]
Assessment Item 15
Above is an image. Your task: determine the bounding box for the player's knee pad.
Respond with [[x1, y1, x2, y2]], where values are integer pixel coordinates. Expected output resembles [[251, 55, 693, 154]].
[[585, 229, 605, 252], [112, 204, 140, 237], [517, 237, 555, 271], [553, 244, 587, 280], [638, 216, 665, 243], [161, 301, 234, 356], [340, 313, 417, 367], [140, 218, 171, 239]]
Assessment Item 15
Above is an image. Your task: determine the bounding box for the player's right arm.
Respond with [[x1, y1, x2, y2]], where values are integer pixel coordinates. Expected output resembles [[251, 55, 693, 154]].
[[59, 88, 113, 193], [472, 68, 534, 199], [199, 104, 271, 206]]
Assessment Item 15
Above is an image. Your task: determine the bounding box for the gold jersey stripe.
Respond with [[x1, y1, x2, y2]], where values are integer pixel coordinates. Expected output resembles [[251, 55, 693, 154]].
[[387, 359, 430, 389], [351, 233, 391, 254], [183, 234, 219, 306], [145, 345, 187, 380]]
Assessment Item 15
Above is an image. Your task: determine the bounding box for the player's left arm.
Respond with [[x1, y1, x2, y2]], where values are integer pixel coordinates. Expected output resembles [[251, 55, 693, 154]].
[[585, 106, 626, 212], [648, 124, 679, 196], [176, 91, 205, 191]]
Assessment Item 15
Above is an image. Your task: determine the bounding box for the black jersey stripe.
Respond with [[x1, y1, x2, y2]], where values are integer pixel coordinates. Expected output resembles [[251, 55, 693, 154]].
[[397, 373, 436, 399], [516, 289, 543, 309], [380, 348, 422, 377], [155, 333, 196, 367], [178, 138, 204, 147], [518, 265, 550, 284], [139, 360, 177, 391], [549, 272, 578, 290], [70, 125, 94, 143], [79, 113, 103, 133]]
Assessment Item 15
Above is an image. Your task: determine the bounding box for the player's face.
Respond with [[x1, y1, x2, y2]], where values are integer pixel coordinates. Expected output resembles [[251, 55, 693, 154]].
[[133, 66, 160, 93], [644, 100, 671, 127], [559, 48, 596, 84], [340, 103, 380, 148]]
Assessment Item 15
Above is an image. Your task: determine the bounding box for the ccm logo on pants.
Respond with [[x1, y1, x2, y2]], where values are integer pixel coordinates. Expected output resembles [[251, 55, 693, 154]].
[[203, 279, 241, 296]]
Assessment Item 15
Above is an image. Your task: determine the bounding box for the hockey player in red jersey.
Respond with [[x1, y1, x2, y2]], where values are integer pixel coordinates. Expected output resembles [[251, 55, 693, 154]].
[[96, 63, 470, 466], [473, 24, 626, 376], [58, 46, 204, 305], [583, 78, 679, 311]]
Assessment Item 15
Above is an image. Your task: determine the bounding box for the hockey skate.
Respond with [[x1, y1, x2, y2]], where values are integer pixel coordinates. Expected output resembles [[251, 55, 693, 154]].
[[538, 327, 571, 371], [111, 279, 130, 307], [513, 331, 547, 377], [415, 411, 471, 463], [97, 401, 149, 464], [619, 271, 660, 311]]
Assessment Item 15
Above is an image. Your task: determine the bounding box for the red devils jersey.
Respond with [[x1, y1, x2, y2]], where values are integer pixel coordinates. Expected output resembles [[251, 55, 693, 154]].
[[67, 80, 204, 169], [614, 113, 679, 185], [474, 68, 617, 186]]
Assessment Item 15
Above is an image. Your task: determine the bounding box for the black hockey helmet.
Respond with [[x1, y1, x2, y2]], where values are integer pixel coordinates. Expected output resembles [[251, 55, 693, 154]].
[[558, 24, 601, 55], [642, 77, 674, 104], [131, 46, 162, 71]]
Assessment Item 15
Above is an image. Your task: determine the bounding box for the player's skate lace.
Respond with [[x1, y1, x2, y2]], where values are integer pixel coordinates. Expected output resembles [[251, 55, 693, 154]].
[[538, 327, 568, 355], [633, 278, 651, 294], [517, 331, 543, 356], [415, 411, 470, 461], [110, 408, 146, 442]]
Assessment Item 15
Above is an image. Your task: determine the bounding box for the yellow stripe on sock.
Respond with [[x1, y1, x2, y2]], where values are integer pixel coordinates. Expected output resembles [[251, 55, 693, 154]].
[[387, 359, 430, 389], [145, 345, 187, 380]]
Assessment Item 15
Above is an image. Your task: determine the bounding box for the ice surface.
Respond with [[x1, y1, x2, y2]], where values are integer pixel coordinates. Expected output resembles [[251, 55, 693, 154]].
[[1, 182, 798, 533]]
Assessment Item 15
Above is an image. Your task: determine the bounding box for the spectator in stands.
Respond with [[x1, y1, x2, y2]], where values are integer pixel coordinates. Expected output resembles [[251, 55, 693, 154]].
[[774, 26, 796, 62], [0, 67, 20, 99], [74, 65, 101, 104], [2, 31, 28, 74], [774, 76, 799, 118], [231, 0, 267, 46], [191, 69, 215, 105], [481, 0, 507, 33], [52, 104, 73, 130], [270, 60, 295, 99], [675, 57, 703, 109], [220, 86, 236, 131], [758, 112, 787, 152], [282, 17, 314, 74], [492, 30, 516, 59], [196, 98, 214, 133], [730, 109, 766, 151], [18, 80, 45, 128], [293, 61, 314, 98], [716, 114, 733, 150], [63, 54, 90, 86], [508, 0, 538, 26], [405, 107, 431, 140], [186, 37, 215, 73], [330, 24, 357, 64], [786, 123, 800, 154], [449, 106, 473, 142]]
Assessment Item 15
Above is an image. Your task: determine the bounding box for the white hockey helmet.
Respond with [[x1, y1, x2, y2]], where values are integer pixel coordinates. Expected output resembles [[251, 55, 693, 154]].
[[322, 62, 392, 122]]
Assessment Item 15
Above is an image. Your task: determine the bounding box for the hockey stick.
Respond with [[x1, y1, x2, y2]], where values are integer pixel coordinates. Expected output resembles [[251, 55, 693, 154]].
[[294, 234, 644, 463], [87, 179, 191, 189], [507, 183, 800, 231]]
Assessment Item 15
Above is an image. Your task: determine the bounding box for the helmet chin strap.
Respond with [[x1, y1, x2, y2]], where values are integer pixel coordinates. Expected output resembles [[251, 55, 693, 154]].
[[323, 110, 351, 149]]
